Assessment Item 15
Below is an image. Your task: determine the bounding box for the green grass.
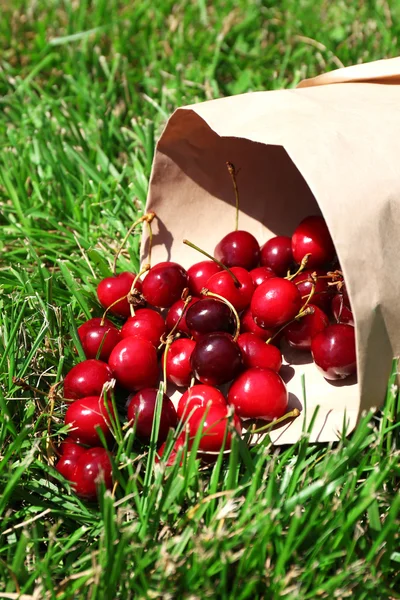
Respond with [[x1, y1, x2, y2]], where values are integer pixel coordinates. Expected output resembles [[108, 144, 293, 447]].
[[1, 1, 400, 598]]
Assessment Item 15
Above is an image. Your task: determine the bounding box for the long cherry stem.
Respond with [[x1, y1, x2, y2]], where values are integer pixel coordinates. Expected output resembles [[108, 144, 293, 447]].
[[266, 305, 314, 344], [250, 408, 300, 434], [112, 212, 155, 276], [226, 161, 239, 231], [201, 288, 241, 342], [183, 239, 241, 288], [128, 263, 150, 317], [286, 253, 311, 281]]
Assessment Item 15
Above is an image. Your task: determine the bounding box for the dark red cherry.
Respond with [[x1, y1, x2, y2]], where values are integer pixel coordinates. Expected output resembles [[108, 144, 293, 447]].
[[63, 360, 113, 401], [79, 323, 121, 361], [142, 262, 188, 308], [65, 396, 115, 446], [214, 230, 260, 270], [228, 368, 288, 420], [187, 261, 222, 296], [165, 297, 199, 336], [157, 432, 186, 466], [311, 324, 357, 380], [70, 448, 113, 500], [164, 338, 196, 388], [190, 332, 242, 386], [240, 307, 275, 341], [177, 384, 227, 420], [292, 216, 335, 269], [292, 269, 332, 312], [108, 337, 159, 391], [237, 333, 282, 372], [206, 267, 254, 312], [331, 293, 354, 326], [284, 304, 329, 350], [121, 308, 167, 347], [56, 441, 86, 480], [186, 298, 235, 339], [188, 404, 242, 453], [59, 438, 86, 457], [260, 236, 293, 276], [127, 388, 177, 445], [250, 266, 276, 287], [251, 278, 302, 329], [97, 272, 143, 318]]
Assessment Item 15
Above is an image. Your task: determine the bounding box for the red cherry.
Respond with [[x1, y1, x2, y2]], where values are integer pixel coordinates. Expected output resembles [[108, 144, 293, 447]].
[[70, 448, 113, 500], [97, 272, 143, 318], [240, 307, 274, 341], [228, 368, 288, 420], [250, 266, 276, 287], [78, 323, 121, 361], [292, 216, 335, 268], [121, 308, 167, 347], [237, 333, 282, 372], [206, 267, 254, 312], [188, 404, 242, 453], [164, 339, 196, 388], [127, 388, 177, 445], [56, 446, 85, 480], [59, 438, 86, 457], [186, 297, 235, 340], [77, 317, 114, 340], [108, 338, 159, 391], [260, 236, 293, 276], [142, 262, 188, 308], [187, 261, 222, 297], [165, 297, 199, 336], [284, 304, 329, 350], [177, 384, 227, 420], [331, 293, 354, 326], [63, 360, 113, 401], [311, 324, 357, 380], [190, 332, 243, 386], [292, 269, 332, 312], [250, 278, 302, 329], [65, 396, 115, 446], [214, 230, 260, 270], [157, 432, 186, 466]]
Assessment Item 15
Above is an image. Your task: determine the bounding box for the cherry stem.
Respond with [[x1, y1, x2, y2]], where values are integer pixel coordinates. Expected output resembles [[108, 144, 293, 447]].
[[300, 280, 316, 311], [201, 288, 241, 342], [128, 264, 150, 317], [162, 289, 192, 344], [112, 211, 155, 276], [100, 294, 129, 326], [250, 408, 301, 434], [163, 339, 172, 393], [266, 306, 314, 344], [183, 239, 241, 288], [286, 253, 311, 281], [226, 161, 239, 231]]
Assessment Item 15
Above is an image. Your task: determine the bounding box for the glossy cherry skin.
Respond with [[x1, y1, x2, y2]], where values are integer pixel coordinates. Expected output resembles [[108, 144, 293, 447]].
[[165, 297, 199, 336], [142, 262, 189, 308], [108, 337, 159, 391], [292, 269, 332, 312], [331, 293, 354, 326], [59, 437, 86, 457], [121, 308, 166, 347], [240, 307, 275, 342], [190, 332, 243, 386], [63, 360, 113, 401], [56, 441, 86, 480], [284, 304, 329, 350], [78, 317, 114, 341], [228, 367, 288, 420], [214, 230, 260, 270], [250, 266, 276, 287], [188, 404, 242, 453], [127, 388, 178, 445], [78, 321, 121, 361], [292, 216, 335, 269], [186, 298, 235, 340], [177, 384, 227, 420], [164, 339, 196, 388], [187, 261, 222, 297], [97, 272, 143, 318], [237, 333, 282, 372], [70, 448, 113, 500], [251, 278, 302, 329], [206, 267, 255, 312], [260, 236, 293, 276], [65, 396, 115, 446], [311, 324, 357, 380]]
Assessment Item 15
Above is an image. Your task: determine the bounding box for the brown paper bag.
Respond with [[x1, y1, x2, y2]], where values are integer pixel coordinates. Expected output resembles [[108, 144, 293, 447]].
[[141, 56, 400, 444]]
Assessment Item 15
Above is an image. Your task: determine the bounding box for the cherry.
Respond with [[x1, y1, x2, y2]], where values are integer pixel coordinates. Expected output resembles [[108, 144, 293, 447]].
[[228, 368, 288, 420], [177, 384, 227, 420], [157, 432, 186, 466], [311, 324, 357, 380], [237, 333, 282, 372], [65, 396, 115, 446], [56, 441, 86, 480], [108, 338, 159, 391], [166, 297, 199, 336], [292, 269, 333, 312], [188, 404, 242, 453], [59, 437, 86, 457], [214, 230, 260, 270], [190, 332, 242, 386], [251, 278, 302, 329], [206, 267, 254, 312], [97, 272, 143, 318], [292, 216, 335, 269], [70, 448, 113, 500], [121, 308, 167, 347], [186, 297, 235, 339], [78, 317, 114, 341], [250, 266, 276, 287], [260, 236, 293, 276], [127, 388, 177, 445], [164, 339, 196, 388], [331, 293, 354, 326], [78, 319, 121, 361], [240, 307, 275, 342], [187, 261, 222, 297], [142, 262, 188, 308], [284, 304, 329, 350], [63, 360, 113, 401]]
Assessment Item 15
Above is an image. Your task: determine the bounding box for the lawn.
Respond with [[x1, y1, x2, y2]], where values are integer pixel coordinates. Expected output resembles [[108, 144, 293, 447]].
[[0, 1, 399, 598]]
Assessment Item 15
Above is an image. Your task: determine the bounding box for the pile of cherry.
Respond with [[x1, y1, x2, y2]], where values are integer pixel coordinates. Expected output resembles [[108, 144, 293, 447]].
[[56, 213, 356, 501]]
